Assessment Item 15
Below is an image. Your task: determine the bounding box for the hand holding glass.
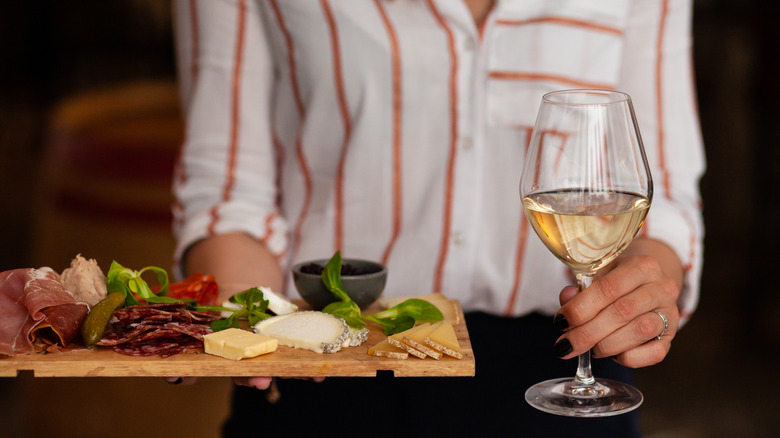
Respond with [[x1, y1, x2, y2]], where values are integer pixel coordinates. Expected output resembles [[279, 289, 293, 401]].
[[519, 90, 653, 417]]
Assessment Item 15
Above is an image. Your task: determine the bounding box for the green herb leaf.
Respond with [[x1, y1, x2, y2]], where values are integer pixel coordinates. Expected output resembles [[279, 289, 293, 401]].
[[364, 314, 416, 335], [369, 298, 444, 322], [140, 266, 170, 297], [204, 287, 272, 331], [364, 299, 443, 335], [248, 311, 270, 327], [322, 300, 365, 329], [320, 251, 365, 328], [319, 251, 444, 335], [321, 251, 351, 302], [106, 261, 178, 307], [210, 315, 239, 332], [191, 304, 233, 314]]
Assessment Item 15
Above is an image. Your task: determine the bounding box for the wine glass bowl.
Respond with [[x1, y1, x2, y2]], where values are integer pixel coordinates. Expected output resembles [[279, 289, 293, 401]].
[[520, 89, 652, 417], [521, 189, 650, 275]]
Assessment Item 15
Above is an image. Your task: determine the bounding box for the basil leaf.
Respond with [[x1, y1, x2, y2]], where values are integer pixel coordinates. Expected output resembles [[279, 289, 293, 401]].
[[319, 251, 443, 335], [210, 315, 239, 332], [248, 310, 272, 327], [321, 251, 351, 302], [145, 295, 189, 304], [106, 260, 130, 284], [322, 300, 364, 329], [253, 297, 270, 314], [140, 266, 169, 296], [127, 277, 149, 298], [384, 315, 416, 335], [363, 299, 443, 335], [195, 305, 236, 313], [370, 298, 444, 322], [363, 314, 415, 335], [105, 261, 176, 307], [207, 287, 272, 329]]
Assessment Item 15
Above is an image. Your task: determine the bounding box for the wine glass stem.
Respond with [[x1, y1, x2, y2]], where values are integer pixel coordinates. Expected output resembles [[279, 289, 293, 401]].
[[573, 273, 595, 387]]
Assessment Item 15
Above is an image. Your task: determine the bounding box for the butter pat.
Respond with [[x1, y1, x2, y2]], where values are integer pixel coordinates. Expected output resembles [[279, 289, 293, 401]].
[[204, 328, 278, 360]]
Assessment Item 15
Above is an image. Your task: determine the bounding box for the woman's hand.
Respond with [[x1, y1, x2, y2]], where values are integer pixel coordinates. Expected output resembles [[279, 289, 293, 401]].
[[553, 237, 684, 368], [231, 377, 273, 389], [168, 234, 328, 391]]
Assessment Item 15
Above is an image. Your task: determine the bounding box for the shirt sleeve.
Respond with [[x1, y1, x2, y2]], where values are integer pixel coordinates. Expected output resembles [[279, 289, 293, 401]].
[[171, 0, 289, 276], [618, 0, 705, 324]]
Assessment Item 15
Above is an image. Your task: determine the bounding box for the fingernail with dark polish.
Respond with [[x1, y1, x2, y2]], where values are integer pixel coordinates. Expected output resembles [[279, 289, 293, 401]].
[[553, 313, 569, 330], [168, 377, 183, 385], [554, 339, 573, 358]]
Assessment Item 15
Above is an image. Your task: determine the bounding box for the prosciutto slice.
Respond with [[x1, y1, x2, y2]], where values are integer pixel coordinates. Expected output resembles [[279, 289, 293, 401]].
[[0, 267, 89, 357], [0, 269, 37, 356]]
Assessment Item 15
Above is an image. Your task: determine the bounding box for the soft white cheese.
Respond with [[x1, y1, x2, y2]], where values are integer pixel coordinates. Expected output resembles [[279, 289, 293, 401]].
[[342, 327, 369, 348], [258, 286, 299, 315], [219, 301, 242, 319], [254, 311, 348, 354]]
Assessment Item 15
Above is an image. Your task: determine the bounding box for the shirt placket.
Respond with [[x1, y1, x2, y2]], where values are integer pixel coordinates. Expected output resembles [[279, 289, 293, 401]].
[[443, 19, 484, 295]]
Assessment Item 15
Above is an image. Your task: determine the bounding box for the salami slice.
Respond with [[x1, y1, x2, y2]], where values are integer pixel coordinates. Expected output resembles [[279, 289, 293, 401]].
[[98, 302, 216, 357]]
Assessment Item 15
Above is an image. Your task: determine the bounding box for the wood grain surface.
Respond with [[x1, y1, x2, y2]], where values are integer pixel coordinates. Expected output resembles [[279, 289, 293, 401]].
[[0, 300, 474, 378]]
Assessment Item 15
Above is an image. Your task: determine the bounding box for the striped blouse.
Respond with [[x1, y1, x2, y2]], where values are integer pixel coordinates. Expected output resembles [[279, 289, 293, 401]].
[[172, 0, 705, 320]]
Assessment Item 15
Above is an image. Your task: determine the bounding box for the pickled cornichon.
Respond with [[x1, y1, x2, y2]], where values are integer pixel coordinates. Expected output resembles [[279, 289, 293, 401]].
[[81, 292, 125, 348]]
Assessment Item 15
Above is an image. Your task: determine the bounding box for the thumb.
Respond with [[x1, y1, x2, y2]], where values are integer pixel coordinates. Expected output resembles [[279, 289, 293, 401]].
[[559, 285, 578, 306]]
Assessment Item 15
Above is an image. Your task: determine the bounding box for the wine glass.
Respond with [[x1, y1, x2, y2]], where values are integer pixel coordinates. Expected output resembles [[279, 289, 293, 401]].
[[519, 89, 652, 417]]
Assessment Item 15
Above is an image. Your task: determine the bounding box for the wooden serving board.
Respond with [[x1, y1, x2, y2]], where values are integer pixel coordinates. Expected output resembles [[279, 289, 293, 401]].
[[0, 300, 474, 378]]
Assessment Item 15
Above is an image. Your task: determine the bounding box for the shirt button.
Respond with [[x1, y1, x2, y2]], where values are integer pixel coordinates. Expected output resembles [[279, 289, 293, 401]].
[[463, 38, 475, 51], [460, 137, 473, 150], [453, 232, 465, 245]]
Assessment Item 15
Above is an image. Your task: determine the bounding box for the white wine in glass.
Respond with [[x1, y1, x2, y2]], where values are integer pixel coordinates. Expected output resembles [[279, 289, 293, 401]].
[[520, 90, 652, 417]]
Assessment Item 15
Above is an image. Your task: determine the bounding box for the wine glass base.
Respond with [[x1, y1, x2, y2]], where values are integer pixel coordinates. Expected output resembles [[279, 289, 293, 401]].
[[525, 377, 643, 417]]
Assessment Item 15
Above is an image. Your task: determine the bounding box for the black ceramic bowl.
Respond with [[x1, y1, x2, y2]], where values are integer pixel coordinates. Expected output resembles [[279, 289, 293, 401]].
[[291, 258, 387, 310]]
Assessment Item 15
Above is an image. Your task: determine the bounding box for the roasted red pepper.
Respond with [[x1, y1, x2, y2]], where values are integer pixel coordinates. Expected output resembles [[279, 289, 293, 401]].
[[165, 272, 219, 305]]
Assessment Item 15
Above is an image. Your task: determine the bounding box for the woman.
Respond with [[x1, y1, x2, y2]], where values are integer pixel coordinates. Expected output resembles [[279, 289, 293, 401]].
[[171, 0, 704, 435]]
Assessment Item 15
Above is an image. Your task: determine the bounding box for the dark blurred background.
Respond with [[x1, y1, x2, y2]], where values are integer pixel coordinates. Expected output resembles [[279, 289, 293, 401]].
[[0, 1, 777, 436]]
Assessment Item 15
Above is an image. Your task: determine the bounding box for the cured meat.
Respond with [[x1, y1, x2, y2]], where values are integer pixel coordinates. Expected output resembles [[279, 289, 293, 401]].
[[97, 303, 218, 357], [110, 302, 188, 325], [60, 254, 108, 307], [0, 269, 38, 356], [0, 267, 89, 357], [26, 268, 89, 346]]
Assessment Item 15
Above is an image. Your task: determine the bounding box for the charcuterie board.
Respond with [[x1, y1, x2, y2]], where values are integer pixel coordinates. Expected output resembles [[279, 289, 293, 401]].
[[0, 300, 474, 378]]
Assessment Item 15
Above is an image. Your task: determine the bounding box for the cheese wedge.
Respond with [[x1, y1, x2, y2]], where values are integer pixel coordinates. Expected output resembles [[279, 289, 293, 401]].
[[424, 322, 462, 359], [387, 324, 428, 359], [204, 328, 278, 360], [378, 294, 461, 324], [254, 311, 349, 354], [368, 338, 408, 359], [402, 322, 442, 360], [343, 327, 370, 348], [258, 286, 299, 315]]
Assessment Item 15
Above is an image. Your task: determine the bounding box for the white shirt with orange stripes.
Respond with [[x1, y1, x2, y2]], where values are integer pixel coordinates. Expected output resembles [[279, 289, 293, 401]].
[[172, 0, 705, 321]]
